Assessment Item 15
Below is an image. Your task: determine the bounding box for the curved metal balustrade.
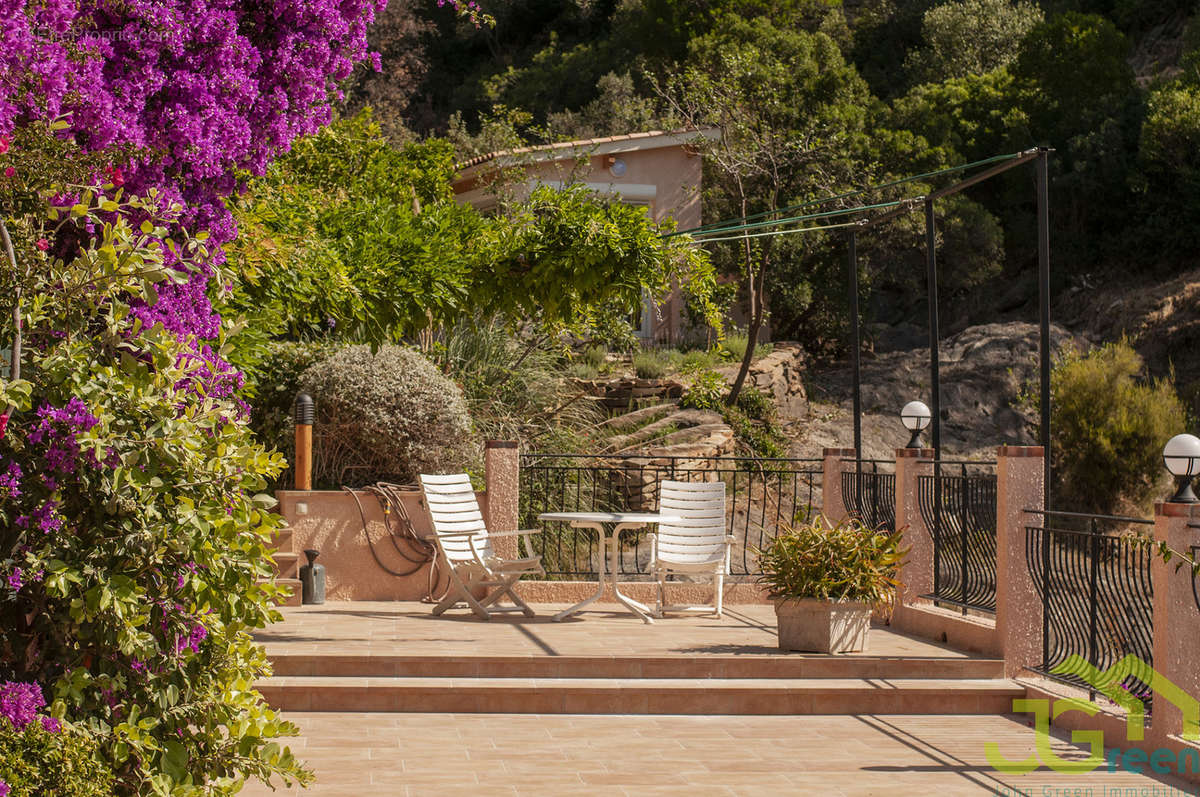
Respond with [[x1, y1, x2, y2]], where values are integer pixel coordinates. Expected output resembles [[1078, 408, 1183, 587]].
[[519, 453, 822, 578], [1193, 545, 1200, 614], [918, 468, 998, 613], [1025, 509, 1154, 705], [840, 460, 896, 532]]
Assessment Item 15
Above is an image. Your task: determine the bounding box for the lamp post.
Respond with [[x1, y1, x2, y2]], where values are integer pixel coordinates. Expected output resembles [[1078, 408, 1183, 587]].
[[901, 400, 932, 449], [294, 392, 314, 491], [1163, 433, 1200, 504]]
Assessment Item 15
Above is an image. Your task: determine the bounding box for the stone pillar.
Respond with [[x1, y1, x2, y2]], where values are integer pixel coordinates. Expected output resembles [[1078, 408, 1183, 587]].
[[995, 445, 1045, 678], [821, 447, 856, 522], [894, 448, 936, 612], [1149, 501, 1200, 748], [484, 440, 520, 559]]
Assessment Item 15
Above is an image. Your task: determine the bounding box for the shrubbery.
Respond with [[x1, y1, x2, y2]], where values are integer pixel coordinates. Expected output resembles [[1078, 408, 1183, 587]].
[[300, 345, 475, 486], [0, 180, 308, 794], [434, 317, 602, 450], [681, 373, 788, 457], [632, 349, 671, 379], [1043, 341, 1185, 514], [0, 682, 114, 797]]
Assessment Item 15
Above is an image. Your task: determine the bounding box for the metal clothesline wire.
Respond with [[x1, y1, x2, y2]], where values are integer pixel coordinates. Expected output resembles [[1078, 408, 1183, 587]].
[[685, 197, 904, 240], [664, 149, 1028, 240], [689, 218, 863, 244]]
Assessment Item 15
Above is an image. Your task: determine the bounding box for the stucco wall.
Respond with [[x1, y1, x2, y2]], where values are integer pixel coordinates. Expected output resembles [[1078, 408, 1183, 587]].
[[276, 489, 458, 601]]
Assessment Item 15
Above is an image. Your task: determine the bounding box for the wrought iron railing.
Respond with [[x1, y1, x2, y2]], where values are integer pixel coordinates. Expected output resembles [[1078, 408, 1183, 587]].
[[519, 453, 822, 578], [1193, 544, 1200, 614], [918, 461, 998, 613], [840, 459, 895, 532], [1025, 509, 1155, 705]]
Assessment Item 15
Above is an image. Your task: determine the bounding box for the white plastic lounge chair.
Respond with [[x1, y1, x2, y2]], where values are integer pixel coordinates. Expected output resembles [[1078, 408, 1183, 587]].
[[651, 479, 734, 618], [419, 473, 543, 620]]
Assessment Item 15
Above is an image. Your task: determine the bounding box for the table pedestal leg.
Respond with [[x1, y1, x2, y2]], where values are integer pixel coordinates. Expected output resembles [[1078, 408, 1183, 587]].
[[552, 523, 607, 622], [609, 522, 654, 624]]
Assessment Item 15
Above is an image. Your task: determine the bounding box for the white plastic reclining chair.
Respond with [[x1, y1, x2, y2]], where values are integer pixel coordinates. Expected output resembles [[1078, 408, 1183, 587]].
[[650, 479, 734, 618], [419, 473, 543, 620]]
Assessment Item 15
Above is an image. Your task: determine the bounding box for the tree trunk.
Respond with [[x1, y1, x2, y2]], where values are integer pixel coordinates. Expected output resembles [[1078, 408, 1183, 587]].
[[726, 258, 766, 407]]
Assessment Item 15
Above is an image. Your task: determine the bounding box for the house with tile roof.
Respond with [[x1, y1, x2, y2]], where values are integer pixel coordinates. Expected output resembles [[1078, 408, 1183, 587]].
[[452, 128, 719, 344]]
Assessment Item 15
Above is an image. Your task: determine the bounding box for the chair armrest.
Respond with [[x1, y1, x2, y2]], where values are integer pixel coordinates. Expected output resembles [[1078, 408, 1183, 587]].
[[436, 528, 541, 539], [487, 529, 542, 538], [436, 530, 484, 539]]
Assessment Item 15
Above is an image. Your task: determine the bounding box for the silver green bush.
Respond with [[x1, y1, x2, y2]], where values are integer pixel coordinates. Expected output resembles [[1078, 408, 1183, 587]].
[[300, 345, 475, 486]]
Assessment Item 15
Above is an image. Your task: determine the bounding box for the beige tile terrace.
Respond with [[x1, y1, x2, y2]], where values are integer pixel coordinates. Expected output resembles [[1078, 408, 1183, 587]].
[[240, 712, 1197, 796], [253, 601, 973, 661]]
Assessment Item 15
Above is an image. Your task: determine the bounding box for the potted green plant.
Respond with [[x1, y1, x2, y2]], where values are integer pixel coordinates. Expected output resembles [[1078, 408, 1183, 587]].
[[756, 515, 905, 653]]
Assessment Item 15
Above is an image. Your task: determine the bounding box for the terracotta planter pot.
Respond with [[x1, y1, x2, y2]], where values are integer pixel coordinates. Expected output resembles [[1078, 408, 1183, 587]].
[[774, 598, 871, 653]]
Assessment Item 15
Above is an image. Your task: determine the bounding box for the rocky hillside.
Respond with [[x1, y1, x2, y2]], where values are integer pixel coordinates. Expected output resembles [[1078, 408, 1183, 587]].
[[786, 321, 1078, 460], [1062, 266, 1200, 414]]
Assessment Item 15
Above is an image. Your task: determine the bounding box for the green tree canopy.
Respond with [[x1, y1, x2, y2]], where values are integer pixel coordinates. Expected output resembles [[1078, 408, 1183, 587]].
[[660, 14, 874, 392], [222, 110, 717, 379], [904, 0, 1043, 84]]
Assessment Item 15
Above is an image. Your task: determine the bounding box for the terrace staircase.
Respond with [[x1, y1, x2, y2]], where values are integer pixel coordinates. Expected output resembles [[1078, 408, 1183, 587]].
[[256, 648, 1021, 715], [265, 527, 302, 607]]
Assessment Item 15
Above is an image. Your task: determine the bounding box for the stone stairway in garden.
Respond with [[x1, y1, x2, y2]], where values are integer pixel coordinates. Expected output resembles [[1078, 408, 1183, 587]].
[[265, 527, 302, 607], [253, 605, 1022, 716]]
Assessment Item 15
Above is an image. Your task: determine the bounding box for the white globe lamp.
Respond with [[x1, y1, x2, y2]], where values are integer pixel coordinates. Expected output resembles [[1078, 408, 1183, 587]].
[[1163, 433, 1200, 504], [900, 400, 932, 449]]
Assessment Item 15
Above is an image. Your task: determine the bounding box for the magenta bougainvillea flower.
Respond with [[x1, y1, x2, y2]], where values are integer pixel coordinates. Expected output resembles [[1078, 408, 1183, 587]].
[[1, 0, 387, 340], [0, 681, 47, 731]]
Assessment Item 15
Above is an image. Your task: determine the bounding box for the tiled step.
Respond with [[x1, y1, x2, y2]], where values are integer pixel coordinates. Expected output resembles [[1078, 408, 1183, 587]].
[[269, 578, 302, 607], [266, 653, 1005, 680], [272, 527, 293, 554], [272, 551, 300, 579], [255, 675, 1024, 715]]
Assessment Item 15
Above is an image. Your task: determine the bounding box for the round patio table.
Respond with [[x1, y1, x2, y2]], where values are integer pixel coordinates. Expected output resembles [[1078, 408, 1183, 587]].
[[537, 511, 681, 624]]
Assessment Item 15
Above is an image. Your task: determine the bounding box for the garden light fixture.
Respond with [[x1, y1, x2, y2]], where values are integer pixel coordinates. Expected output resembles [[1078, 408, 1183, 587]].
[[1163, 433, 1200, 504], [900, 400, 932, 449], [294, 392, 314, 491]]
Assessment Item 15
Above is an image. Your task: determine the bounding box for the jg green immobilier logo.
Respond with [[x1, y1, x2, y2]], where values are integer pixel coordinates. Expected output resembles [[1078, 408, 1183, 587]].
[[986, 655, 1200, 776]]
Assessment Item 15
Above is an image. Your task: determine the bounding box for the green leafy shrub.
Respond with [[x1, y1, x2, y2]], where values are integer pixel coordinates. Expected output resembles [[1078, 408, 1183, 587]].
[[681, 377, 787, 456], [723, 408, 787, 458], [676, 348, 723, 374], [0, 685, 114, 797], [632, 349, 671, 379], [756, 515, 905, 607], [0, 189, 308, 793], [725, 388, 788, 457], [300, 345, 475, 486], [680, 369, 728, 412], [734, 387, 776, 423], [721, 333, 773, 364], [1042, 341, 1186, 514], [579, 345, 608, 371], [434, 317, 602, 448]]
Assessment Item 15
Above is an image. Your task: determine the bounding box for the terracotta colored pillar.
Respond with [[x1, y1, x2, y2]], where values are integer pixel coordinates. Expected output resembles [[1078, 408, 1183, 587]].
[[821, 447, 856, 522], [484, 440, 520, 559], [1149, 501, 1200, 748], [893, 448, 936, 613], [995, 445, 1045, 678]]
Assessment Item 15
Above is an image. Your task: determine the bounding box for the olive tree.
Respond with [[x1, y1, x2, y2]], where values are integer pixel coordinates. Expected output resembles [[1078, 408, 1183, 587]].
[[659, 15, 873, 402]]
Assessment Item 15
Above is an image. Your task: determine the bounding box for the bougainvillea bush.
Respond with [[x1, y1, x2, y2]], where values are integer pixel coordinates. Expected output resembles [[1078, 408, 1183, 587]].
[[0, 0, 390, 339], [0, 153, 309, 793], [0, 681, 115, 796]]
